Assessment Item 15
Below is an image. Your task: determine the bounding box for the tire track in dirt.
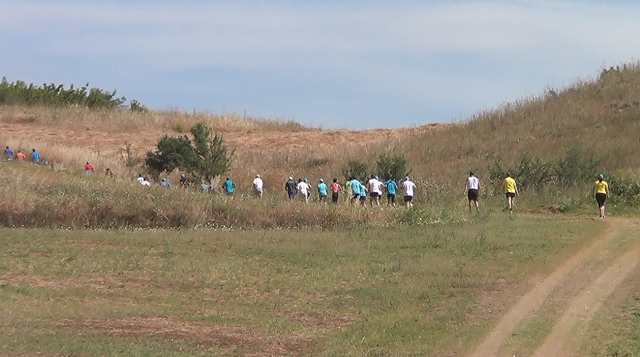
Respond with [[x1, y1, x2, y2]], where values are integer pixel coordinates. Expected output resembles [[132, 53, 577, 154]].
[[532, 219, 640, 357], [469, 219, 623, 357]]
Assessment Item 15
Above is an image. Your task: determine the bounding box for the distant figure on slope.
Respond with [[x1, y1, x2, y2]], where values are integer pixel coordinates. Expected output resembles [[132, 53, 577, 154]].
[[330, 178, 342, 204], [464, 171, 480, 213], [223, 177, 235, 195], [297, 178, 310, 204], [180, 173, 191, 188], [137, 174, 146, 185], [368, 174, 383, 207], [105, 168, 115, 177], [141, 176, 151, 187], [503, 172, 518, 213], [359, 184, 368, 206], [285, 176, 297, 200], [84, 161, 94, 175], [4, 146, 14, 160], [318, 179, 328, 204], [16, 150, 25, 161], [402, 177, 416, 208], [593, 173, 610, 218], [253, 174, 264, 198], [385, 178, 397, 207], [31, 149, 40, 164], [160, 178, 172, 188]]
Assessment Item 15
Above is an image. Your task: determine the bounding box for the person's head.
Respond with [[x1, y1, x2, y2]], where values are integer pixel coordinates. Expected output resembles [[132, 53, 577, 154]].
[[138, 173, 143, 178], [5, 146, 8, 149], [161, 178, 166, 181], [181, 173, 186, 178], [32, 148, 35, 152], [333, 178, 337, 183], [226, 177, 230, 181], [405, 176, 410, 181], [256, 174, 260, 178], [288, 176, 293, 181], [469, 171, 474, 177], [106, 168, 111, 172], [598, 173, 605, 181], [304, 178, 308, 183], [506, 171, 511, 178], [371, 174, 375, 179], [86, 161, 90, 165], [298, 178, 302, 183], [319, 178, 324, 183]]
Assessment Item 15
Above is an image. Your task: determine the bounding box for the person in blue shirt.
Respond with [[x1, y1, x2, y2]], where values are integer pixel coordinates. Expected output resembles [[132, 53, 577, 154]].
[[31, 148, 40, 164], [223, 177, 235, 195], [160, 178, 172, 188], [349, 177, 361, 205], [385, 178, 398, 207], [4, 146, 14, 160], [317, 179, 328, 204]]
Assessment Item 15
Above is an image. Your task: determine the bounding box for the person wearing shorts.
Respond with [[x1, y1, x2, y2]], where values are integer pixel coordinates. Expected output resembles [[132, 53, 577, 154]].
[[402, 177, 416, 208], [359, 185, 367, 206], [385, 178, 397, 207], [318, 179, 328, 204], [464, 171, 480, 213], [368, 175, 383, 207], [349, 178, 361, 205], [330, 178, 342, 203], [503, 172, 518, 213], [593, 174, 610, 218]]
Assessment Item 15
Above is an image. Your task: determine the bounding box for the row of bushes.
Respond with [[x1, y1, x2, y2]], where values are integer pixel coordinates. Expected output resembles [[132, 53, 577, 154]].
[[0, 77, 146, 111]]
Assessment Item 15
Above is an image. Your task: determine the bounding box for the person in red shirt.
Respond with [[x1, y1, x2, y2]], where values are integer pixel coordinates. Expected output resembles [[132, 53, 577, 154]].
[[15, 150, 26, 161], [85, 161, 94, 175], [330, 178, 342, 204]]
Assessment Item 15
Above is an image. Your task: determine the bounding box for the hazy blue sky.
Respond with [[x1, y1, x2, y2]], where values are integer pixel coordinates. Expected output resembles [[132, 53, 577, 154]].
[[2, 1, 639, 129]]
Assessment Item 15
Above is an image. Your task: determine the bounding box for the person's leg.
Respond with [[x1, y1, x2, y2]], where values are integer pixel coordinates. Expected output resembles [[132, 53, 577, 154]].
[[475, 199, 480, 212]]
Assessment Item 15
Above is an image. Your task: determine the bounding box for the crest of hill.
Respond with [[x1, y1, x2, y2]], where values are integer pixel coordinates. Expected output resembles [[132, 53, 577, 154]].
[[1, 61, 640, 188]]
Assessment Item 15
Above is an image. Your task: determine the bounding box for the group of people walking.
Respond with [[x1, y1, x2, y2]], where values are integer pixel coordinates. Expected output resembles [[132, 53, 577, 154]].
[[463, 170, 610, 218], [4, 146, 41, 163]]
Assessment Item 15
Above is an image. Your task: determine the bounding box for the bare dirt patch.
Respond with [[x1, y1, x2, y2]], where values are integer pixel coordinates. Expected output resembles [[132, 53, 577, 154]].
[[57, 316, 316, 357]]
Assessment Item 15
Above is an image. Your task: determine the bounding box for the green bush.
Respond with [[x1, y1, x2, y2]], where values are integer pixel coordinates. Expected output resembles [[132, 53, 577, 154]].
[[376, 153, 412, 182], [608, 175, 640, 206], [555, 147, 599, 187], [342, 159, 369, 182]]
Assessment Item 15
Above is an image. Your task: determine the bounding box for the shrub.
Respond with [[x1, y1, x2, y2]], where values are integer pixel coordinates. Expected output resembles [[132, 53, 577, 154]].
[[175, 120, 186, 133], [342, 159, 369, 182], [376, 152, 412, 182], [488, 154, 553, 192], [555, 146, 599, 187]]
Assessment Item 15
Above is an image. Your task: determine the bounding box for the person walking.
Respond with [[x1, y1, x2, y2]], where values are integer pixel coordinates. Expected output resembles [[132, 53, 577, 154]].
[[368, 175, 383, 207], [223, 177, 235, 195], [285, 176, 297, 200], [593, 173, 610, 218], [464, 171, 480, 213], [160, 178, 172, 188], [330, 178, 342, 204], [31, 149, 40, 164], [402, 177, 416, 208], [84, 161, 95, 175], [4, 146, 14, 160], [253, 174, 264, 198], [503, 172, 518, 213], [349, 177, 362, 205], [297, 178, 310, 204], [385, 178, 397, 207], [16, 150, 25, 161], [318, 179, 328, 204]]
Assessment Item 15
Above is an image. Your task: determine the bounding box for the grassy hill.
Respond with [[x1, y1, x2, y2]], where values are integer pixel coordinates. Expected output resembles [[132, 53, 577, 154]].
[[1, 61, 640, 227]]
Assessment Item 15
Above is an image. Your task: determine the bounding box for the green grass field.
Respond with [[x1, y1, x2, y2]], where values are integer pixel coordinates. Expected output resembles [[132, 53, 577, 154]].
[[0, 215, 604, 356]]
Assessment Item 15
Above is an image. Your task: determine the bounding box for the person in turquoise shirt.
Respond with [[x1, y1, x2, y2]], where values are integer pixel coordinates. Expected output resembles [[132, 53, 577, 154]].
[[317, 179, 328, 204], [223, 177, 235, 195], [349, 178, 361, 205], [385, 179, 398, 207]]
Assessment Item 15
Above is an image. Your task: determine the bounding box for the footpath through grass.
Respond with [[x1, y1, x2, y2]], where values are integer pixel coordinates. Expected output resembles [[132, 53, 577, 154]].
[[0, 215, 603, 356]]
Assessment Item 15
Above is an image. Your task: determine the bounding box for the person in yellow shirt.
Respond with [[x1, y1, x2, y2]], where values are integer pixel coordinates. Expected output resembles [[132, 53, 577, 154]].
[[592, 173, 610, 218], [503, 172, 518, 213]]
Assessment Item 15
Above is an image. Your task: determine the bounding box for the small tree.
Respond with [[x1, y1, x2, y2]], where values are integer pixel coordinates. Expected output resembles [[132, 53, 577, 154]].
[[342, 159, 369, 182], [555, 146, 599, 187], [376, 153, 411, 182], [190, 122, 234, 182], [145, 135, 196, 180]]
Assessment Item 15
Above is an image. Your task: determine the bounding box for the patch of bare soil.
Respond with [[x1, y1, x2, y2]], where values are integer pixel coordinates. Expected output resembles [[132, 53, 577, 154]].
[[0, 121, 449, 158], [57, 317, 316, 356]]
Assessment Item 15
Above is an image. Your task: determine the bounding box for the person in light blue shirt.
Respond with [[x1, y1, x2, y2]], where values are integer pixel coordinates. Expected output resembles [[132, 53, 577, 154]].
[[160, 178, 172, 188], [349, 178, 361, 205], [223, 177, 235, 195], [318, 179, 328, 203], [385, 179, 398, 207], [31, 148, 40, 164]]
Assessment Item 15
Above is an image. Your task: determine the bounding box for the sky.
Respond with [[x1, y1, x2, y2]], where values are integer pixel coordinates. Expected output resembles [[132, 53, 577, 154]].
[[1, 1, 640, 129]]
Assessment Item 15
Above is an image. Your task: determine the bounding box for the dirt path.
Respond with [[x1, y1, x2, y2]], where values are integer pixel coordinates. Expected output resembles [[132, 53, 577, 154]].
[[470, 218, 639, 357]]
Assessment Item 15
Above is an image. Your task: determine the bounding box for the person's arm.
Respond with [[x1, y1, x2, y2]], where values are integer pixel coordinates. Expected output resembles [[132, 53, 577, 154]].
[[606, 184, 610, 197], [464, 179, 468, 195], [515, 182, 519, 196], [592, 184, 596, 197]]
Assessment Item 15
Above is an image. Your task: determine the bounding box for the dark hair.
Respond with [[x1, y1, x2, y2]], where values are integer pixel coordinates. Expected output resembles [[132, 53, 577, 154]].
[[506, 171, 511, 177], [469, 171, 474, 176], [333, 178, 337, 182]]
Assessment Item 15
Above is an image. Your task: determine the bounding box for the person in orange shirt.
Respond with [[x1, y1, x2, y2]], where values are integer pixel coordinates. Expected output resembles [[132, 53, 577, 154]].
[[15, 150, 26, 161], [84, 161, 95, 175]]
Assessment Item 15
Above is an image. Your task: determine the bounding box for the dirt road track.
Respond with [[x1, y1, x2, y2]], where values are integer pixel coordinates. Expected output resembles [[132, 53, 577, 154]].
[[470, 218, 640, 357]]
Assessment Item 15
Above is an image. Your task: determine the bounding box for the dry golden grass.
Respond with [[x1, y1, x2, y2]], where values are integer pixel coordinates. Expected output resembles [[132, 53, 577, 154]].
[[1, 61, 639, 196]]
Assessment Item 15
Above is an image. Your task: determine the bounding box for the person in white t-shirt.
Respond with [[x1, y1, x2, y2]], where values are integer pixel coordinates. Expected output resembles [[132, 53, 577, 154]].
[[464, 171, 480, 213], [253, 174, 264, 198], [368, 175, 384, 207], [402, 177, 416, 208], [297, 178, 310, 204], [136, 174, 146, 185]]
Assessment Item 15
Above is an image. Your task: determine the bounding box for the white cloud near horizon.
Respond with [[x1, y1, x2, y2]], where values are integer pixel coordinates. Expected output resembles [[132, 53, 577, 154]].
[[1, 1, 640, 128]]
